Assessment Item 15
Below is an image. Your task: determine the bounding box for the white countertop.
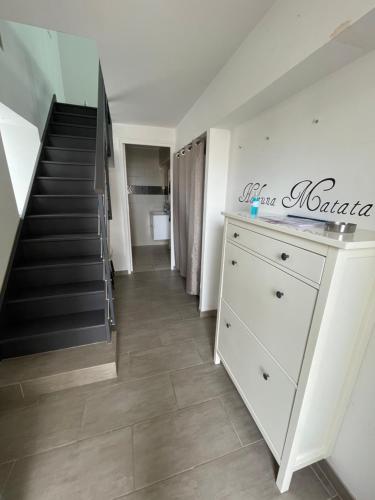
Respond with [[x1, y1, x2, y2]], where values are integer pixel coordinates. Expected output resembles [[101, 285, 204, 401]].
[[224, 211, 375, 250]]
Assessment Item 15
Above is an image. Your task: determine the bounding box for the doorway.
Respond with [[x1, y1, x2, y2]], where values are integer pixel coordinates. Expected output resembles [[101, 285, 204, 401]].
[[125, 144, 171, 272]]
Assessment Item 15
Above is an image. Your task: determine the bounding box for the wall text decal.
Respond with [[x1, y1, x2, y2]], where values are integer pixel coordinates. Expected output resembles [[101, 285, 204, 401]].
[[239, 177, 373, 217]]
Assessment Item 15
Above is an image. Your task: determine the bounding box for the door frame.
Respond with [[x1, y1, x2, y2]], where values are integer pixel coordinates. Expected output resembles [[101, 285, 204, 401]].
[[115, 136, 175, 274]]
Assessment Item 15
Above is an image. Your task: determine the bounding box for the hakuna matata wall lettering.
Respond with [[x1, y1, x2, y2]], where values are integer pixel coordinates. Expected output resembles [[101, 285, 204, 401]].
[[238, 177, 373, 217]]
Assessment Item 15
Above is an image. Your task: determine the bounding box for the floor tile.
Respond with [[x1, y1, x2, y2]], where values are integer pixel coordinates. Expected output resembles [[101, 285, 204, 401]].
[[193, 338, 214, 362], [0, 461, 14, 496], [311, 462, 338, 499], [4, 427, 134, 500], [220, 390, 262, 446], [117, 471, 197, 499], [80, 374, 177, 438], [118, 328, 162, 354], [159, 317, 215, 346], [77, 427, 134, 499], [0, 384, 36, 413], [3, 441, 79, 499], [190, 441, 330, 499], [129, 340, 202, 379], [133, 398, 241, 488], [121, 442, 330, 499], [0, 396, 84, 462], [171, 363, 234, 408], [178, 302, 200, 320]]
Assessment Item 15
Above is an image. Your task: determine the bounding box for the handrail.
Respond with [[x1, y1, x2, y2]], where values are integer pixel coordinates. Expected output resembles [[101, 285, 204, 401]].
[[94, 62, 115, 337]]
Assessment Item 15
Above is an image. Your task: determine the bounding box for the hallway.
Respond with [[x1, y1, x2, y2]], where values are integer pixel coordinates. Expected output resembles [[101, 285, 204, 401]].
[[132, 245, 170, 273], [0, 271, 337, 499]]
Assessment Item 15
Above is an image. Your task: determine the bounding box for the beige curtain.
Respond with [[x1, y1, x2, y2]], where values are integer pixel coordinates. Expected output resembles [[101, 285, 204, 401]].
[[173, 139, 205, 295]]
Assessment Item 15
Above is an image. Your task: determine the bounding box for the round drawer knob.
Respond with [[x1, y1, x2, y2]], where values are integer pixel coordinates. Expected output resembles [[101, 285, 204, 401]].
[[281, 252, 290, 261], [231, 260, 238, 266], [276, 291, 284, 299], [262, 372, 270, 381], [233, 232, 239, 238], [225, 322, 231, 329]]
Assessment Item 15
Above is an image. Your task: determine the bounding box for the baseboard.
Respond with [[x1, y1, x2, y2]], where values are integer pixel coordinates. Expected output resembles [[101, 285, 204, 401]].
[[199, 309, 217, 318], [316, 460, 355, 500]]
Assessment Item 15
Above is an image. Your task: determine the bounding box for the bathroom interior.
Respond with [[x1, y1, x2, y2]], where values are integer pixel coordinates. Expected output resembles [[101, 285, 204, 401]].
[[125, 144, 171, 272]]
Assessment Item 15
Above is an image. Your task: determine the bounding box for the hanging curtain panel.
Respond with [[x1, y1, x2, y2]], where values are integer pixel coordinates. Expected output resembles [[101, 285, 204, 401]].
[[173, 138, 205, 295], [178, 149, 188, 278], [186, 140, 205, 295], [172, 153, 180, 271]]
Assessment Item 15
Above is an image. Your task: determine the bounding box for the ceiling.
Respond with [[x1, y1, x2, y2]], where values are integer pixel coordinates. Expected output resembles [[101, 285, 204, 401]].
[[0, 0, 275, 126]]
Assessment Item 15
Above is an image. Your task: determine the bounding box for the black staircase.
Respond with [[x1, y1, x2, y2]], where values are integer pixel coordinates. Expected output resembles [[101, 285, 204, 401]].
[[0, 67, 115, 359]]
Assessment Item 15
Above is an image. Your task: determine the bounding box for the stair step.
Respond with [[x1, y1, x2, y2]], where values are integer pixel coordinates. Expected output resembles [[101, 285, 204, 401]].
[[23, 213, 99, 236], [17, 233, 101, 262], [5, 281, 105, 320], [39, 161, 95, 179], [35, 177, 95, 195], [54, 102, 97, 117], [0, 336, 116, 397], [53, 111, 97, 127], [8, 281, 105, 302], [47, 134, 96, 150], [10, 257, 103, 289], [29, 194, 98, 214], [43, 147, 95, 164], [49, 122, 96, 138], [0, 310, 106, 359], [14, 256, 102, 269]]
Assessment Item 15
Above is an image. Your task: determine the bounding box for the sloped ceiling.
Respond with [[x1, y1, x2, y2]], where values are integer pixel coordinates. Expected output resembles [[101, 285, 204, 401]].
[[0, 0, 275, 125]]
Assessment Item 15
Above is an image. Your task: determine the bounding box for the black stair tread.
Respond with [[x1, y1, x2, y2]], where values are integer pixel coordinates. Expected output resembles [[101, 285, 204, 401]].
[[1, 310, 105, 339], [7, 281, 105, 303], [50, 121, 96, 129], [44, 146, 96, 153], [26, 213, 98, 218], [21, 233, 100, 242], [55, 102, 97, 111], [53, 111, 97, 119], [48, 134, 95, 140], [14, 256, 102, 270], [32, 194, 97, 198], [40, 161, 95, 166], [37, 176, 94, 181]]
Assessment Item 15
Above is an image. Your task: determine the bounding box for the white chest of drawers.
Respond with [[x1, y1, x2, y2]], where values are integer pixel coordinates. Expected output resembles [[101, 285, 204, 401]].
[[214, 212, 375, 493]]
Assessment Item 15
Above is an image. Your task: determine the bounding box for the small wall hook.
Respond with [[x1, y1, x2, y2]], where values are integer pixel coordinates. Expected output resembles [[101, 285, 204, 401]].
[[312, 118, 319, 124]]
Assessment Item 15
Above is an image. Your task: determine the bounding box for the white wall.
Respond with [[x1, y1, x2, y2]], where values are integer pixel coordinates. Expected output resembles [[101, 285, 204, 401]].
[[0, 103, 40, 216], [199, 129, 230, 312], [0, 19, 65, 135], [126, 145, 167, 247], [110, 123, 175, 271], [224, 50, 375, 500], [225, 50, 375, 229], [57, 32, 98, 107], [176, 0, 375, 148], [328, 332, 375, 500], [0, 133, 19, 291]]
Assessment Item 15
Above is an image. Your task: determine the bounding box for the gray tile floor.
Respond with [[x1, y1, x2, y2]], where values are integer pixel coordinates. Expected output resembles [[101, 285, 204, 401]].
[[0, 270, 339, 499], [132, 245, 170, 272]]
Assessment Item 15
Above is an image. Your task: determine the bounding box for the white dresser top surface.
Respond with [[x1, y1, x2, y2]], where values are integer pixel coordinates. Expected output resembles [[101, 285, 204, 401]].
[[224, 211, 375, 250]]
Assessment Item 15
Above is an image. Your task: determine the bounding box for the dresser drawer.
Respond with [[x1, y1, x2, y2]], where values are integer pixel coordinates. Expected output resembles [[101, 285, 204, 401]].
[[227, 222, 325, 283], [222, 242, 317, 383], [218, 300, 295, 459]]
